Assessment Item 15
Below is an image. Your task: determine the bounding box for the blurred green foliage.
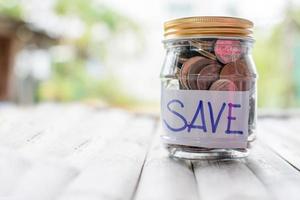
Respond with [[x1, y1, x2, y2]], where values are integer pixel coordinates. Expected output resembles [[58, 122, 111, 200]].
[[0, 0, 23, 19], [54, 0, 142, 59], [254, 26, 287, 107], [39, 0, 142, 106], [0, 0, 142, 106], [1, 0, 300, 108], [55, 0, 137, 31], [38, 59, 136, 105], [254, 7, 300, 108]]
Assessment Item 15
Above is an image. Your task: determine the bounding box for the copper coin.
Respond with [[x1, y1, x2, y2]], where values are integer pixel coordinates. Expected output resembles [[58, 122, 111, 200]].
[[197, 64, 222, 90], [177, 51, 201, 70], [187, 57, 216, 89], [209, 79, 238, 91], [220, 59, 254, 91], [179, 56, 204, 89], [214, 40, 243, 64]]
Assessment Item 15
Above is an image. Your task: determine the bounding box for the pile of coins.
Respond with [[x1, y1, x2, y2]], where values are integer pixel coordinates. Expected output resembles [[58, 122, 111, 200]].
[[173, 38, 257, 137], [176, 39, 255, 92]]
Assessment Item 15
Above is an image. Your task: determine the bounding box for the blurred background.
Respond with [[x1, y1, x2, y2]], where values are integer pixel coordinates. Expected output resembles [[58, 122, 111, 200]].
[[0, 0, 300, 111]]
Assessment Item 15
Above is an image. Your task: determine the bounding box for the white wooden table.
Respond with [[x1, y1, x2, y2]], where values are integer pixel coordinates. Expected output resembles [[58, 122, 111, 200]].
[[0, 104, 300, 200]]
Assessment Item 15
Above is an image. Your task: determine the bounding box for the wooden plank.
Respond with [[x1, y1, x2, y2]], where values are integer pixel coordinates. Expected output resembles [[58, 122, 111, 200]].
[[0, 105, 141, 199], [260, 118, 300, 144], [0, 104, 90, 198], [0, 105, 157, 199], [134, 126, 199, 200], [57, 116, 157, 200], [0, 106, 32, 148], [10, 160, 78, 200], [19, 107, 131, 165], [281, 118, 300, 142], [257, 119, 300, 169], [246, 142, 300, 200], [193, 159, 270, 200], [63, 109, 138, 169], [0, 147, 32, 197], [0, 104, 133, 168], [0, 107, 36, 196], [3, 106, 300, 200], [0, 104, 90, 150]]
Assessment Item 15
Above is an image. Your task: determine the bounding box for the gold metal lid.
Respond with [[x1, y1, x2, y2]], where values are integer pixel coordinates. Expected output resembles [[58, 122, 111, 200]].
[[164, 16, 254, 40]]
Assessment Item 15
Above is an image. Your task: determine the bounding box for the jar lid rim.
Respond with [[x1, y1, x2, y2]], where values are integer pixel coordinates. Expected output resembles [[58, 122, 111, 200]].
[[164, 16, 254, 39], [162, 36, 255, 43]]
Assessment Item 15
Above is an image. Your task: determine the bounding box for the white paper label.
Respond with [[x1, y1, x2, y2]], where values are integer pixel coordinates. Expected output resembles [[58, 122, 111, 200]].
[[161, 88, 250, 148]]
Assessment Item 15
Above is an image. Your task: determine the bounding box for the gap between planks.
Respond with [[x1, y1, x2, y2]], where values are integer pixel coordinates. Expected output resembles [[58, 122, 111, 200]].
[[57, 110, 159, 200], [134, 125, 199, 200]]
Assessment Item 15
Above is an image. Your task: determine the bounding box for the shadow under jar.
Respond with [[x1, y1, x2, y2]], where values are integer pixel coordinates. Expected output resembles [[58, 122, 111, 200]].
[[160, 16, 257, 160]]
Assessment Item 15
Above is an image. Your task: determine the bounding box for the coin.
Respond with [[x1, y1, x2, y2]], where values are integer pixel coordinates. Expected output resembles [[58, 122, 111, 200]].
[[214, 39, 243, 64], [220, 58, 254, 91], [177, 50, 201, 69], [190, 40, 217, 60], [197, 64, 222, 90], [195, 49, 217, 60], [179, 56, 205, 89], [190, 40, 215, 51], [209, 79, 238, 91], [187, 57, 216, 89]]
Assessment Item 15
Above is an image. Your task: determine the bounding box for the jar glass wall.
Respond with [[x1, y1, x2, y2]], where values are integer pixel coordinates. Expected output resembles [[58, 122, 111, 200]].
[[161, 16, 257, 160]]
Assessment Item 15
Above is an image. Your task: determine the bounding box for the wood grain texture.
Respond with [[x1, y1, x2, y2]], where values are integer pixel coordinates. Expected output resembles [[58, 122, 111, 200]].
[[134, 127, 199, 200], [246, 142, 300, 200], [11, 161, 79, 200], [258, 119, 300, 170], [57, 115, 157, 200], [0, 147, 32, 196], [193, 159, 270, 200], [1, 105, 300, 200]]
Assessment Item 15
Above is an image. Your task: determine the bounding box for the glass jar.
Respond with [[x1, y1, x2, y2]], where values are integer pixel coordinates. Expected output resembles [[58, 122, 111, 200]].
[[160, 16, 257, 160]]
